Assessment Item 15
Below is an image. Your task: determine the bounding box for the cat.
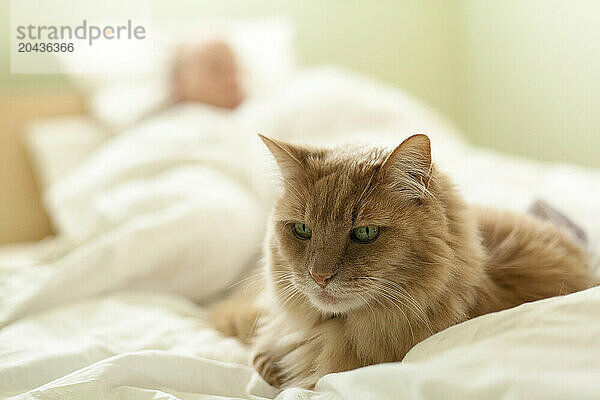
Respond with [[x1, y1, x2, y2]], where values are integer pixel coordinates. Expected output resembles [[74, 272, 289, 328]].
[[210, 133, 595, 389]]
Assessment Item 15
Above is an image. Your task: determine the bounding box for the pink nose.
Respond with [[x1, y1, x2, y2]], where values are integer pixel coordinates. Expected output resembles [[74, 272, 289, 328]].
[[311, 272, 335, 288]]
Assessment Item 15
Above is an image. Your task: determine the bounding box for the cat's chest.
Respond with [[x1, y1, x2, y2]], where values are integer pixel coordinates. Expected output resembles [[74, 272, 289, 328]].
[[339, 313, 423, 362]]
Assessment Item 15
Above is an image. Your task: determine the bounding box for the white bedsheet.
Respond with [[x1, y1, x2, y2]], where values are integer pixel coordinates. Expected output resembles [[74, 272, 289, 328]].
[[2, 288, 600, 399], [1, 67, 600, 399]]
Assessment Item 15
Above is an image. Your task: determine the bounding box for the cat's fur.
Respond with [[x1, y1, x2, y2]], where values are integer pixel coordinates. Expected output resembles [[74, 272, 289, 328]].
[[210, 134, 594, 388]]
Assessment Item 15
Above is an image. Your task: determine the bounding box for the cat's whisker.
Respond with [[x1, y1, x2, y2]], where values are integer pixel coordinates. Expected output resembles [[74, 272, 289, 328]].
[[276, 282, 304, 310], [279, 292, 300, 310], [393, 284, 431, 323], [373, 283, 434, 333], [229, 269, 299, 290], [379, 288, 434, 334], [355, 292, 376, 320], [227, 271, 265, 290], [271, 272, 297, 282], [287, 291, 307, 311], [366, 277, 430, 320], [376, 278, 434, 332], [362, 287, 394, 315], [270, 269, 299, 276], [277, 282, 298, 297], [358, 287, 416, 343], [376, 289, 419, 337], [356, 276, 434, 334], [270, 271, 300, 284], [369, 288, 416, 343]]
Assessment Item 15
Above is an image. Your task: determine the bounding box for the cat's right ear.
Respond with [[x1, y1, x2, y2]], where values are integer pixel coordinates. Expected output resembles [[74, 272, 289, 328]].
[[381, 134, 433, 198], [258, 134, 308, 178]]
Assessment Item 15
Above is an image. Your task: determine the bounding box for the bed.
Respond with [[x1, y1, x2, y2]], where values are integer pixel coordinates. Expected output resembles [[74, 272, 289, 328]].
[[2, 24, 600, 400]]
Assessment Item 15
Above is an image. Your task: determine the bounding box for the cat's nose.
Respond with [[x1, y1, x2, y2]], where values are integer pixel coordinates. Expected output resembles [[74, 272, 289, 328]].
[[311, 272, 335, 288]]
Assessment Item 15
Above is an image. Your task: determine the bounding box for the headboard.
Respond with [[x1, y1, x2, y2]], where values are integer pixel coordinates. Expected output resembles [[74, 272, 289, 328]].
[[0, 89, 85, 244]]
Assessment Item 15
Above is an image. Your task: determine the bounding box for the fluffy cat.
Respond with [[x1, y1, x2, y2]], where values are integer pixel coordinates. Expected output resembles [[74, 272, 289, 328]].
[[210, 134, 595, 389]]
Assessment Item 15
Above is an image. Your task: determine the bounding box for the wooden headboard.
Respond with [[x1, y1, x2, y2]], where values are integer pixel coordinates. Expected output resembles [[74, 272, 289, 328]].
[[0, 89, 85, 244]]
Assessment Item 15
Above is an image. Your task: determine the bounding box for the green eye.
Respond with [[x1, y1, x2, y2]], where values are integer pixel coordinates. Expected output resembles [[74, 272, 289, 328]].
[[293, 223, 312, 240], [350, 225, 380, 244]]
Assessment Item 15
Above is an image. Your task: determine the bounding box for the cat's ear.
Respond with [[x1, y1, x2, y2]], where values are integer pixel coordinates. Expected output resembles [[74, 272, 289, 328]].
[[381, 134, 432, 198], [258, 134, 308, 177]]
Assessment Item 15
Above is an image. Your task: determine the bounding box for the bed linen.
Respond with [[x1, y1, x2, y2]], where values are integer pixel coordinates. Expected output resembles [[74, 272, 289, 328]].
[[1, 67, 599, 399], [2, 288, 600, 399], [24, 117, 110, 190]]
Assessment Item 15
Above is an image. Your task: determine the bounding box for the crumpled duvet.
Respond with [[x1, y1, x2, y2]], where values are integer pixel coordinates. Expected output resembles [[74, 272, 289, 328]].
[[2, 287, 600, 399]]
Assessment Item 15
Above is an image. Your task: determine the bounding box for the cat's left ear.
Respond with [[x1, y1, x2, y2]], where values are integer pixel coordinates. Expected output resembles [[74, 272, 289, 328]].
[[258, 134, 309, 178], [381, 134, 432, 197]]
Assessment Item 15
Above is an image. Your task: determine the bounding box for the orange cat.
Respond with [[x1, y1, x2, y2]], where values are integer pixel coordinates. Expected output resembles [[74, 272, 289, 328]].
[[210, 134, 594, 388]]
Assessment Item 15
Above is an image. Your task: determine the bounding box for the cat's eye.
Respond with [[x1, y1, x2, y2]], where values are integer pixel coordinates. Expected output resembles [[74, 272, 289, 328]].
[[293, 223, 312, 240], [350, 226, 380, 244]]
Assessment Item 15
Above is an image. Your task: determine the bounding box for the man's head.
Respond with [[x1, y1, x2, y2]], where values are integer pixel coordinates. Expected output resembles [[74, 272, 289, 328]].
[[172, 39, 244, 109]]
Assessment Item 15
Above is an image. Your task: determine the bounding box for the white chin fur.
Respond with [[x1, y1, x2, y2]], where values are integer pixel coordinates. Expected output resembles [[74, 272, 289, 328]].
[[307, 292, 362, 314]]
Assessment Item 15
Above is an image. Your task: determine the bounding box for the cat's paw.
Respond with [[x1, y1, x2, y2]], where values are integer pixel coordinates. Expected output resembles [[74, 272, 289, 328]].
[[252, 350, 282, 387], [279, 371, 319, 390]]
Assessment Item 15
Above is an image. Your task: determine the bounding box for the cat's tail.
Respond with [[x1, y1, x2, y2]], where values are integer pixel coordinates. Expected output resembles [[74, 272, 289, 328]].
[[528, 199, 588, 249], [528, 199, 600, 285], [208, 272, 264, 344], [588, 251, 600, 286]]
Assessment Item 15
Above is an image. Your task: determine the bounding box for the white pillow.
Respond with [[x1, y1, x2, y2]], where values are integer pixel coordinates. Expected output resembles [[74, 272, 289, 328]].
[[25, 117, 110, 189]]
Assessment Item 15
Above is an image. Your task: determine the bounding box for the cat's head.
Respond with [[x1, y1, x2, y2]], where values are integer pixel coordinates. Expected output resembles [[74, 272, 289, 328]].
[[262, 134, 458, 315]]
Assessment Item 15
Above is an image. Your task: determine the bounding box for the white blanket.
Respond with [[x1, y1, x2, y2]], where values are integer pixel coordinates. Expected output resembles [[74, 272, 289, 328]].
[[2, 288, 600, 399], [1, 67, 600, 399]]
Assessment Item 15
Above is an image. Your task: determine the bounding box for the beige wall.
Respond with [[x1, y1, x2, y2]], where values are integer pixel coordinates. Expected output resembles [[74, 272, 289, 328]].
[[457, 0, 600, 168], [1, 0, 599, 167]]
